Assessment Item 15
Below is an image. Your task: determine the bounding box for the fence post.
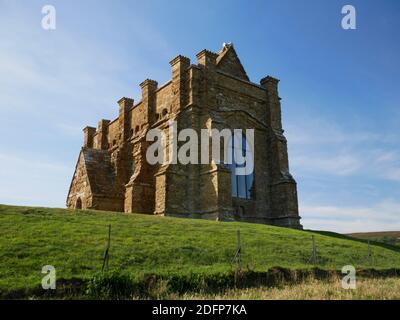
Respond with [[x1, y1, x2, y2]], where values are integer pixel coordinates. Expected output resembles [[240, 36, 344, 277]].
[[102, 224, 111, 272], [232, 228, 242, 287], [309, 235, 317, 265], [231, 229, 242, 266], [237, 229, 241, 268], [368, 240, 372, 265]]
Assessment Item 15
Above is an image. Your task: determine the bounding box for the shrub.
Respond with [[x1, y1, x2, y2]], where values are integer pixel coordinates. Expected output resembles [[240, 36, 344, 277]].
[[86, 271, 135, 299]]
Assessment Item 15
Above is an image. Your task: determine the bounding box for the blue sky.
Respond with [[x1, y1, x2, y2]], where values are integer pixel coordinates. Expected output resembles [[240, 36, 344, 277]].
[[0, 0, 399, 233]]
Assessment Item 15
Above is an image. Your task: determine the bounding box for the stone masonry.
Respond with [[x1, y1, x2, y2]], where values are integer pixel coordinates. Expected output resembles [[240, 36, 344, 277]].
[[66, 44, 302, 229]]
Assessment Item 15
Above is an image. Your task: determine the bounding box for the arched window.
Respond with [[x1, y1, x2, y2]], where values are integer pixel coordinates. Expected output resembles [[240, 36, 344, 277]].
[[228, 134, 255, 199]]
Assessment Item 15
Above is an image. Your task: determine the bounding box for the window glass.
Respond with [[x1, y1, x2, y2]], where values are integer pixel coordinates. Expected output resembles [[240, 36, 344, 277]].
[[229, 133, 254, 200], [237, 174, 247, 198]]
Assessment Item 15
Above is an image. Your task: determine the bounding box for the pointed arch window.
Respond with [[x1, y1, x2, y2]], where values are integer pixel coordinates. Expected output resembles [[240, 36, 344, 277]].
[[228, 134, 255, 199]]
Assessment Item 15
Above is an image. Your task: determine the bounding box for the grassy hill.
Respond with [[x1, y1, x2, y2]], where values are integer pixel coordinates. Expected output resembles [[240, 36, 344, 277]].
[[348, 231, 400, 247], [1, 204, 400, 298]]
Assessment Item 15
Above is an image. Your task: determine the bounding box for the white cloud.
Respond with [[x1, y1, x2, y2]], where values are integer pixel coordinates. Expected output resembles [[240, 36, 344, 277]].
[[300, 199, 400, 233], [0, 2, 173, 119], [0, 153, 71, 207], [0, 2, 178, 209], [291, 153, 362, 176], [305, 218, 400, 234], [285, 117, 381, 146], [285, 115, 400, 181], [286, 115, 400, 232]]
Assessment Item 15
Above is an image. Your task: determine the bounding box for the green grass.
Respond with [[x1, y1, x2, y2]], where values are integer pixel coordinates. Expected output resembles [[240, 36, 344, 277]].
[[1, 204, 400, 298], [348, 231, 400, 247]]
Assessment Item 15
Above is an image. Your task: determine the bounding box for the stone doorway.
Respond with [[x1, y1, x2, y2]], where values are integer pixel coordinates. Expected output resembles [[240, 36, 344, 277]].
[[75, 197, 82, 209]]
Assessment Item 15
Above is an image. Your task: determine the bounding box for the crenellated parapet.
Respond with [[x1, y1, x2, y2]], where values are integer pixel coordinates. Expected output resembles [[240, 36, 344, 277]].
[[196, 49, 218, 68]]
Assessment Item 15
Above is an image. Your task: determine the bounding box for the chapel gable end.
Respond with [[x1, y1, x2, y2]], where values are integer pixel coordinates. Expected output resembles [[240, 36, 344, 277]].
[[216, 43, 250, 81]]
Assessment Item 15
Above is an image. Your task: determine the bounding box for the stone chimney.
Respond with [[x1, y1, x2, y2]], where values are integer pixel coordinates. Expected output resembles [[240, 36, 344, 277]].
[[170, 55, 190, 113], [97, 119, 110, 150], [140, 79, 158, 125], [196, 49, 218, 69], [260, 76, 282, 130], [118, 97, 134, 142], [83, 126, 96, 148]]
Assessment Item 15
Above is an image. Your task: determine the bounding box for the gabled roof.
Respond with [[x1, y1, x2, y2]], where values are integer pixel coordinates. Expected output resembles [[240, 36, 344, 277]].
[[216, 43, 250, 81], [67, 148, 120, 201], [81, 148, 118, 196]]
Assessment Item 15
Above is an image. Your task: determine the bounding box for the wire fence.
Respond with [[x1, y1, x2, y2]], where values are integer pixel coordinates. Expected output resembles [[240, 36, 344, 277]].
[[2, 210, 399, 283]]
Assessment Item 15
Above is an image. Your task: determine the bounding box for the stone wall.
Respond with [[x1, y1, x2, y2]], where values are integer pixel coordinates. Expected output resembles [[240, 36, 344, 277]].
[[67, 44, 302, 229], [66, 151, 92, 209]]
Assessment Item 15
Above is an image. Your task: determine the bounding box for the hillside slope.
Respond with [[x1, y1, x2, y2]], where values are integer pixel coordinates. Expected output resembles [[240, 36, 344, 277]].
[[1, 204, 400, 294], [348, 231, 400, 247]]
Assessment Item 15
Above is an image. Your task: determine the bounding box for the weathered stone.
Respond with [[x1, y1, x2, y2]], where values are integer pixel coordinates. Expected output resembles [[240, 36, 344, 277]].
[[66, 43, 302, 229]]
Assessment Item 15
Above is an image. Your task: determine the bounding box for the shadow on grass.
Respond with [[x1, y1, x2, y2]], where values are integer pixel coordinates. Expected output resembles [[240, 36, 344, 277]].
[[3, 267, 400, 300]]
